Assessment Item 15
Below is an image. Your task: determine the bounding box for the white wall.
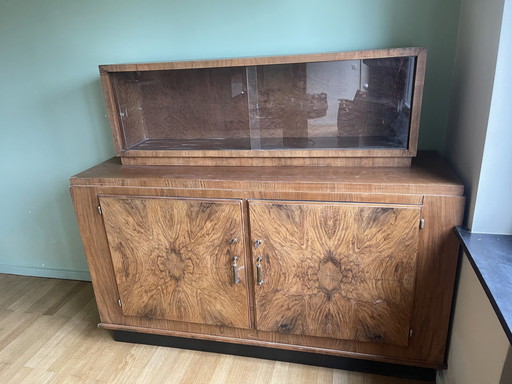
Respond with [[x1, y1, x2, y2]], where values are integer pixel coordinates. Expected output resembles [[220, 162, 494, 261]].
[[471, 0, 512, 235], [441, 0, 512, 382], [438, 257, 510, 384], [445, 0, 505, 230]]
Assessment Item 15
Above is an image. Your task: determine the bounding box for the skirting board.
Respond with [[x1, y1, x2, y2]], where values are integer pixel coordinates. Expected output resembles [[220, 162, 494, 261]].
[[0, 264, 91, 281], [113, 330, 437, 382]]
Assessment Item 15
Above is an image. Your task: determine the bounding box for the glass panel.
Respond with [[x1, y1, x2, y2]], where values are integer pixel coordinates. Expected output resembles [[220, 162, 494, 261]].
[[112, 67, 251, 149], [113, 56, 416, 151], [248, 57, 416, 150]]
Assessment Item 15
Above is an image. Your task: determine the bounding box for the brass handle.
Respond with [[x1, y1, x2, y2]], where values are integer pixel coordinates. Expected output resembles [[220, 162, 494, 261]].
[[232, 256, 241, 284], [256, 256, 263, 286]]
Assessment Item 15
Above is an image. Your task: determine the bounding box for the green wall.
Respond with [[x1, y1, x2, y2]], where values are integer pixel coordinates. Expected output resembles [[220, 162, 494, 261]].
[[0, 0, 461, 279]]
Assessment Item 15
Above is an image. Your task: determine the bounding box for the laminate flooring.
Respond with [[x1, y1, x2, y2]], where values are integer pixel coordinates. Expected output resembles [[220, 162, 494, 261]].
[[0, 274, 435, 384]]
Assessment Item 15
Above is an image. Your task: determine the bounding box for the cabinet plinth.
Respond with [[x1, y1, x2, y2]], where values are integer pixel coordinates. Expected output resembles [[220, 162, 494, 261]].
[[70, 152, 464, 369]]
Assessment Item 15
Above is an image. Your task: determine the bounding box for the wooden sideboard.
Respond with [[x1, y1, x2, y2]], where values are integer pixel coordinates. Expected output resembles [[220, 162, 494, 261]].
[[71, 152, 464, 369]]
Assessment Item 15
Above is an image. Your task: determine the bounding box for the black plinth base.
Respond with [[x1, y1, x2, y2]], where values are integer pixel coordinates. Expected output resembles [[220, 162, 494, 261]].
[[112, 330, 436, 382]]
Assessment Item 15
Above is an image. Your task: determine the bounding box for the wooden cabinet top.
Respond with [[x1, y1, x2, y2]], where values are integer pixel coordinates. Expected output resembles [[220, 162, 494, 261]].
[[71, 152, 463, 196]]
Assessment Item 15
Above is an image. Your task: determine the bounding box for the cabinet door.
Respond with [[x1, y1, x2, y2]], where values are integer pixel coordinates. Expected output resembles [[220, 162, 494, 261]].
[[99, 195, 249, 329], [249, 200, 421, 346]]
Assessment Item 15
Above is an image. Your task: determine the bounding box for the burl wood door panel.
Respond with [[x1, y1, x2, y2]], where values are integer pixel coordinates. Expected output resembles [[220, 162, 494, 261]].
[[249, 200, 421, 346], [99, 195, 249, 328]]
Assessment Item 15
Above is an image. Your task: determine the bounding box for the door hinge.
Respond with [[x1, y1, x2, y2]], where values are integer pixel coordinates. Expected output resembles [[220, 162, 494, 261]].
[[97, 206, 102, 215], [118, 299, 122, 307], [409, 328, 414, 338], [419, 218, 425, 229]]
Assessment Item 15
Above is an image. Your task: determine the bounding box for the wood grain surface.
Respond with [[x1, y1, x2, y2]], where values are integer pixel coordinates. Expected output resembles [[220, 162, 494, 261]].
[[406, 48, 427, 156], [406, 195, 466, 362], [70, 184, 462, 368], [99, 48, 425, 72], [249, 201, 420, 346], [69, 153, 464, 369], [99, 196, 249, 328], [120, 155, 413, 167], [70, 152, 464, 197]]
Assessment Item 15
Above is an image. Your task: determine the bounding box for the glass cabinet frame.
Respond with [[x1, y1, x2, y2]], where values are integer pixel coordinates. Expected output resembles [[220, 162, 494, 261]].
[[100, 47, 427, 167]]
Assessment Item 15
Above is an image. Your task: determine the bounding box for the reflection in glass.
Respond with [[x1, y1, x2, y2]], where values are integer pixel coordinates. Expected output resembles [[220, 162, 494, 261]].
[[249, 57, 415, 149], [113, 56, 416, 151]]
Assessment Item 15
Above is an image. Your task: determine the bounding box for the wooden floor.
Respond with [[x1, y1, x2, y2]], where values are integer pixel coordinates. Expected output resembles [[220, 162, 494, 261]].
[[0, 274, 434, 384]]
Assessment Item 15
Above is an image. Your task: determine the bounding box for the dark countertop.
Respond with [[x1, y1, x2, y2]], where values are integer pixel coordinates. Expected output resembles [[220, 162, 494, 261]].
[[456, 227, 512, 344]]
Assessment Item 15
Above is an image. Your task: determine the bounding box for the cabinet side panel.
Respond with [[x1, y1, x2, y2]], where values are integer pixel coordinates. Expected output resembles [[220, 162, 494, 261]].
[[100, 72, 126, 156], [407, 48, 427, 155], [409, 195, 465, 364], [70, 186, 123, 324], [110, 72, 147, 148]]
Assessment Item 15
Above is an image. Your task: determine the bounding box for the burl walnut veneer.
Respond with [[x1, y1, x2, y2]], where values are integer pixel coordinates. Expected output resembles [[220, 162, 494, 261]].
[[71, 152, 464, 369]]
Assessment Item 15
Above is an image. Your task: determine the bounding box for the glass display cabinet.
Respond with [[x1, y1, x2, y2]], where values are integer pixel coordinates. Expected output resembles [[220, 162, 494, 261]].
[[100, 47, 426, 166]]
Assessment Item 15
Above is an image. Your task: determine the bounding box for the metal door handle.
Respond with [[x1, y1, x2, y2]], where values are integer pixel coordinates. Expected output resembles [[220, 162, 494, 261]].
[[256, 256, 263, 286], [232, 256, 241, 284]]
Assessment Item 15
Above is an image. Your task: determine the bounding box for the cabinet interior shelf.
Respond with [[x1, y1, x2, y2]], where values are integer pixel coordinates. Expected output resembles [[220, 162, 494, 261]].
[[127, 136, 405, 151]]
